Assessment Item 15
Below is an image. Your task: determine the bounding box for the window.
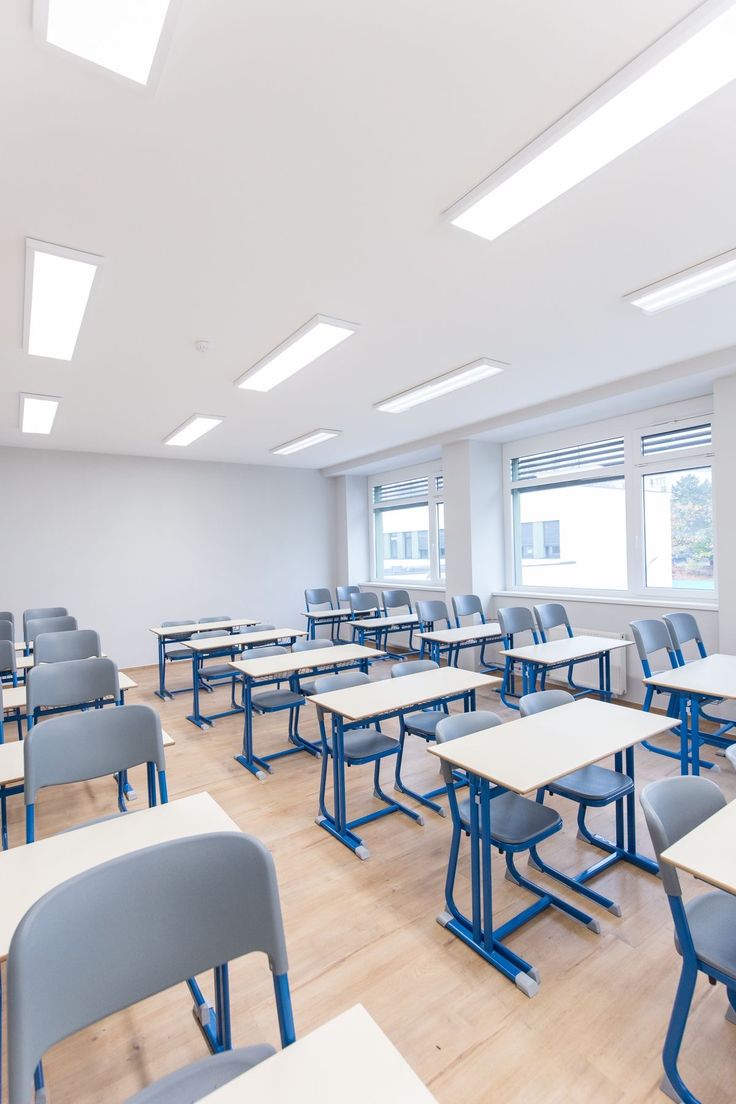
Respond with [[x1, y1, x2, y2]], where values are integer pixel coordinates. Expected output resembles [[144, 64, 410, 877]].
[[371, 465, 444, 584], [505, 407, 715, 599]]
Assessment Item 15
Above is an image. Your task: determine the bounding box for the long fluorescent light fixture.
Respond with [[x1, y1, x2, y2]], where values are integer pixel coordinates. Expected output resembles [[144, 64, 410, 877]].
[[20, 393, 61, 435], [271, 429, 341, 456], [447, 1, 736, 242], [625, 247, 736, 313], [37, 0, 174, 85], [164, 414, 223, 447], [376, 358, 505, 414], [25, 238, 101, 360], [236, 315, 358, 392]]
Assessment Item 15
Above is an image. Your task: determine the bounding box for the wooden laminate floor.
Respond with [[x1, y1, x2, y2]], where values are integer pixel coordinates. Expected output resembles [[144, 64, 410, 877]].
[[3, 660, 736, 1103]]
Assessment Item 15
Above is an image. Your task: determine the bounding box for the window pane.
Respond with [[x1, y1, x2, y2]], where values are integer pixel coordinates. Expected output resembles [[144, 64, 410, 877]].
[[374, 504, 431, 582], [437, 502, 445, 580], [514, 479, 627, 589], [643, 467, 714, 590]]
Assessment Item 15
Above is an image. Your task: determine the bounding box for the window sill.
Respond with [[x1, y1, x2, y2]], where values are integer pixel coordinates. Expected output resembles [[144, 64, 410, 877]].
[[493, 589, 718, 612], [364, 581, 446, 593]]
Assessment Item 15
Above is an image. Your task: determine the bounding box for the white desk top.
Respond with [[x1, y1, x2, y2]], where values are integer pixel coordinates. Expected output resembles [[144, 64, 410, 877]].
[[3, 674, 135, 713], [0, 729, 175, 787], [200, 1004, 436, 1104], [643, 654, 736, 700], [14, 641, 31, 652], [0, 792, 238, 961], [231, 644, 381, 680], [356, 613, 418, 629], [429, 698, 677, 795], [309, 667, 498, 722], [150, 618, 259, 637], [18, 652, 108, 671], [501, 634, 633, 665], [660, 799, 736, 895], [302, 608, 356, 620], [184, 628, 307, 652], [418, 622, 502, 644]]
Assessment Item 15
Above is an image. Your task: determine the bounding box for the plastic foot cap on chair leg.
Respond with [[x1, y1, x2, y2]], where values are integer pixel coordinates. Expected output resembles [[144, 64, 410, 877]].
[[576, 828, 587, 841], [726, 1004, 736, 1025], [415, 814, 424, 827], [196, 1003, 210, 1026], [255, 770, 267, 781], [587, 918, 601, 934], [608, 903, 623, 917], [514, 972, 540, 998], [34, 1090, 48, 1104], [659, 1073, 683, 1103], [315, 815, 326, 825], [504, 868, 520, 884], [527, 854, 542, 872], [436, 910, 453, 928], [125, 788, 137, 802], [436, 806, 447, 818], [356, 845, 370, 861]]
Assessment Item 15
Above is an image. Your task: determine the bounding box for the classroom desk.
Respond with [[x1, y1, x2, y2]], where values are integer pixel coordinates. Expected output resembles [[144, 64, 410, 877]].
[[199, 1004, 437, 1103], [418, 622, 503, 667], [149, 618, 260, 700], [3, 671, 137, 728], [229, 644, 381, 781], [0, 730, 175, 850], [501, 635, 633, 705], [309, 668, 498, 859], [428, 698, 677, 995], [350, 613, 419, 654], [660, 798, 736, 894], [302, 607, 360, 641], [184, 629, 307, 730], [644, 654, 736, 775]]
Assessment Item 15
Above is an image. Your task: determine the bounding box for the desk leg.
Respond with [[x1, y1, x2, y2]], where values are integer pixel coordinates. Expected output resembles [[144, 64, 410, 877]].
[[604, 651, 611, 701], [690, 697, 701, 776], [309, 616, 316, 641], [315, 715, 369, 859], [576, 744, 657, 881], [679, 695, 690, 776], [235, 679, 268, 781], [186, 653, 208, 729], [155, 636, 171, 701]]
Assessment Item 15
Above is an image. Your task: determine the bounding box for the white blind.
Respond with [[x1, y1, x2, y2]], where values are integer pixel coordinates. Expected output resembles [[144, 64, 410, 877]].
[[641, 423, 711, 456], [511, 437, 625, 482], [373, 477, 429, 504]]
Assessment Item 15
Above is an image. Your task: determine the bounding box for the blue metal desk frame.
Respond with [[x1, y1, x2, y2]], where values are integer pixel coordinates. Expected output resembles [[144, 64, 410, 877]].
[[316, 686, 478, 859], [352, 615, 418, 659], [643, 661, 736, 776], [185, 633, 302, 729], [304, 609, 354, 641], [153, 621, 257, 701], [510, 647, 613, 703], [424, 630, 505, 671]]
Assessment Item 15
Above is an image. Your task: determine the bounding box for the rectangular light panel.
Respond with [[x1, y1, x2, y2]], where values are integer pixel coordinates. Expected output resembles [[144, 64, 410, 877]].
[[25, 239, 101, 361], [625, 247, 736, 313], [376, 359, 505, 414], [236, 316, 358, 392], [41, 0, 173, 85], [448, 2, 736, 242], [20, 393, 61, 435], [271, 429, 340, 456], [164, 415, 223, 447]]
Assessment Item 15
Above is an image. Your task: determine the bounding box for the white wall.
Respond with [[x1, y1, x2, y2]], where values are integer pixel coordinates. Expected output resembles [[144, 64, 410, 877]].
[[1, 447, 335, 667]]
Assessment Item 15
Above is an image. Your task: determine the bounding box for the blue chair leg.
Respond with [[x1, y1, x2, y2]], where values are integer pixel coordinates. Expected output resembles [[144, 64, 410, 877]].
[[661, 961, 700, 1104]]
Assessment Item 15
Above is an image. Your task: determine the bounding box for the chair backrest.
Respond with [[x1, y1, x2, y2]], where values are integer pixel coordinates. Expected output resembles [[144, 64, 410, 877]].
[[336, 585, 360, 606], [640, 776, 726, 896], [312, 670, 369, 694], [7, 831, 289, 1101], [663, 612, 706, 662], [0, 618, 15, 642], [452, 594, 485, 626], [243, 623, 275, 635], [0, 638, 17, 676], [416, 600, 450, 628], [161, 619, 196, 644], [390, 659, 438, 678], [25, 616, 78, 648], [304, 589, 333, 610], [629, 619, 678, 675], [243, 645, 288, 660], [24, 704, 166, 807], [497, 606, 538, 640], [293, 637, 335, 652], [520, 689, 574, 716], [382, 590, 412, 615], [34, 629, 101, 665], [22, 608, 68, 638], [350, 592, 379, 616], [26, 657, 119, 716], [198, 615, 230, 624], [533, 602, 572, 639], [0, 610, 14, 625], [434, 711, 502, 783]]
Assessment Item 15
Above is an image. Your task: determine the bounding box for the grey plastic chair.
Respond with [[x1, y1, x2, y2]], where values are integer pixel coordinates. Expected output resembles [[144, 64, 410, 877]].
[[0, 638, 18, 686], [23, 704, 168, 841], [664, 612, 733, 740], [630, 618, 688, 764], [26, 656, 120, 731], [450, 594, 502, 672], [390, 659, 448, 817], [34, 629, 101, 665], [640, 776, 736, 1104], [336, 585, 360, 607], [0, 610, 14, 626], [24, 616, 78, 649], [22, 608, 67, 642], [7, 831, 295, 1104], [349, 592, 380, 645], [532, 602, 592, 694], [497, 606, 539, 708], [416, 600, 452, 661], [292, 637, 335, 696], [520, 690, 632, 915], [247, 644, 305, 733], [380, 590, 415, 651], [304, 589, 333, 610], [160, 619, 197, 663], [199, 615, 231, 624], [0, 618, 15, 643]]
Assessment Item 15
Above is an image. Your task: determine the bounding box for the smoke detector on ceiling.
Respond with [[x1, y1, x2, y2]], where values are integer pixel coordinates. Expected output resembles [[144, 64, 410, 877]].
[[194, 340, 210, 352]]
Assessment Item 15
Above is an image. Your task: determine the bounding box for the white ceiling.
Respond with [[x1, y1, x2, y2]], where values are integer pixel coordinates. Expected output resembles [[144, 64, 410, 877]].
[[2, 0, 736, 471]]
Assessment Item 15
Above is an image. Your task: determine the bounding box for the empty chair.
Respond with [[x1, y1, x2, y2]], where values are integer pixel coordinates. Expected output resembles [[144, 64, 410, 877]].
[[304, 589, 341, 641], [22, 607, 67, 642], [0, 618, 15, 644], [451, 594, 502, 671], [247, 645, 306, 760], [0, 611, 14, 626], [160, 619, 197, 677], [24, 616, 78, 649], [23, 704, 168, 841], [630, 619, 687, 765], [26, 656, 120, 731], [191, 629, 239, 698], [0, 638, 18, 687], [292, 636, 335, 696], [0, 667, 23, 744], [640, 776, 736, 1104], [435, 711, 599, 948], [497, 606, 539, 708], [199, 615, 231, 624], [391, 659, 448, 816], [7, 831, 295, 1104], [313, 670, 422, 853], [664, 612, 734, 745], [336, 585, 360, 607], [416, 600, 452, 661], [34, 628, 101, 665], [349, 591, 381, 645], [380, 589, 415, 652], [520, 690, 633, 916], [533, 603, 592, 695]]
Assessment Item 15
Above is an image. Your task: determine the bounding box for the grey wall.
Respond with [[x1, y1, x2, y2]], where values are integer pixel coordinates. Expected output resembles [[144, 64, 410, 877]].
[[1, 446, 335, 667]]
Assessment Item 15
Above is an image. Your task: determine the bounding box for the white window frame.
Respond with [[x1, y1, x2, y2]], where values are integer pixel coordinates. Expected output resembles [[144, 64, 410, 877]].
[[368, 461, 445, 587], [503, 398, 715, 603]]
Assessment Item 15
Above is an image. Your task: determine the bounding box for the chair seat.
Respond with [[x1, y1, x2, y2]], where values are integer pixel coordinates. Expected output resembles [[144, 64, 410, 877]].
[[325, 728, 399, 761], [200, 664, 237, 679], [165, 648, 192, 661], [252, 689, 303, 711], [127, 1044, 275, 1103], [458, 791, 561, 847], [404, 710, 444, 739], [678, 891, 736, 980], [299, 677, 320, 696], [548, 764, 633, 804]]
